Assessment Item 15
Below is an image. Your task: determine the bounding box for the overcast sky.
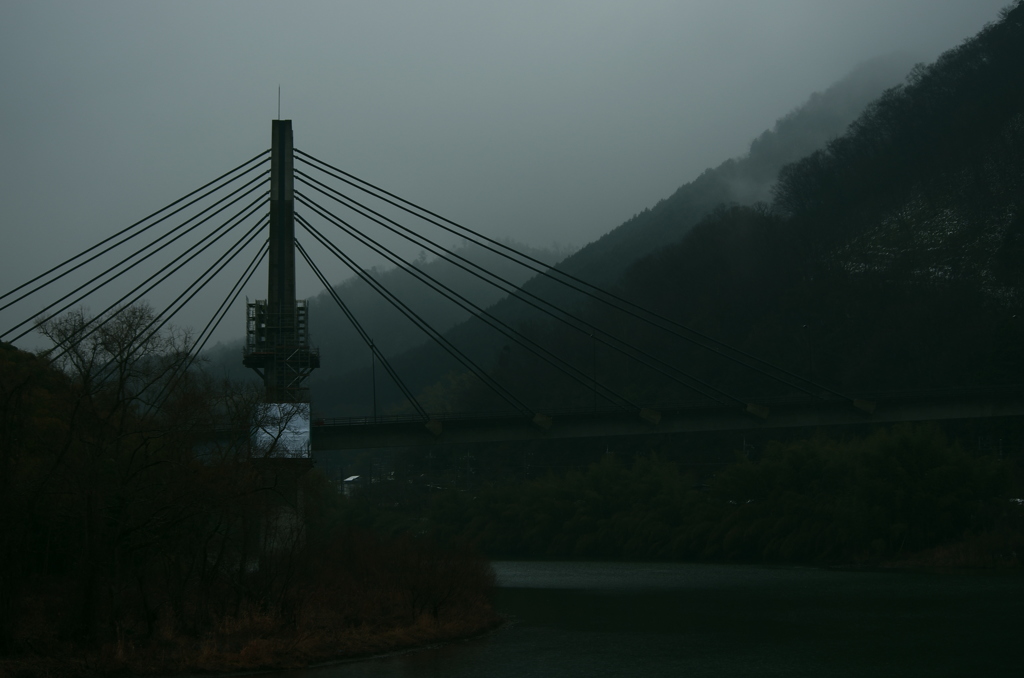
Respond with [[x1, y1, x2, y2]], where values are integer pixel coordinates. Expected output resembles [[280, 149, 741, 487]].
[[0, 0, 1012, 349]]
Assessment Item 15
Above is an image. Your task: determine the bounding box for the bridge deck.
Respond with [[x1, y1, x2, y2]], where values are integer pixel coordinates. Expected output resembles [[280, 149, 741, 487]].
[[310, 388, 1024, 450]]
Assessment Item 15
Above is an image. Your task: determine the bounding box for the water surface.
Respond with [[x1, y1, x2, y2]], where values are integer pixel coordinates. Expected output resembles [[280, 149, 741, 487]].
[[291, 561, 1023, 677]]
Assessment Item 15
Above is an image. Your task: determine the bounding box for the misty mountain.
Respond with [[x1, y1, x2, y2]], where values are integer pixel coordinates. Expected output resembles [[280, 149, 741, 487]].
[[541, 52, 918, 295], [313, 53, 920, 417], [467, 1, 1024, 409]]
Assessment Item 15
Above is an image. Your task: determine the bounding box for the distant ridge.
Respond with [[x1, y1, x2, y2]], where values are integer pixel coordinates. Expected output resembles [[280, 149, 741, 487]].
[[584, 1, 1024, 397], [544, 52, 918, 295], [312, 54, 918, 416]]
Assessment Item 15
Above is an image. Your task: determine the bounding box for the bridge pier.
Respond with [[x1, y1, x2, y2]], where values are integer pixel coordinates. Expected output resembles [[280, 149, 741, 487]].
[[243, 120, 319, 416], [238, 120, 321, 563]]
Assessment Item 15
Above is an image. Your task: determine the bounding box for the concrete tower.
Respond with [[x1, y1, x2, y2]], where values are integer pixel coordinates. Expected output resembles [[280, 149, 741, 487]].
[[243, 120, 319, 406]]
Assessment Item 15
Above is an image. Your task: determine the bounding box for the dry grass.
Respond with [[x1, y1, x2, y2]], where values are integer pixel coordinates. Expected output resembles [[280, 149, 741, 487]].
[[883, 531, 1024, 569], [0, 532, 501, 677], [1, 602, 500, 678]]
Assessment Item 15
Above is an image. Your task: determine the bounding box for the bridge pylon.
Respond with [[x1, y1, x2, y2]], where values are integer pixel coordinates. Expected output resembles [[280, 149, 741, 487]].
[[243, 120, 320, 405]]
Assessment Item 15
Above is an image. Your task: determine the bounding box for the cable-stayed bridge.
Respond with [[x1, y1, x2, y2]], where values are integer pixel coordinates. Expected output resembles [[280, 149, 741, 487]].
[[3, 120, 1023, 454]]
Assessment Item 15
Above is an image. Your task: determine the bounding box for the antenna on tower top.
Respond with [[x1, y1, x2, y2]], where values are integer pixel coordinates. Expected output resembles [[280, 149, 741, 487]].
[[277, 86, 281, 119]]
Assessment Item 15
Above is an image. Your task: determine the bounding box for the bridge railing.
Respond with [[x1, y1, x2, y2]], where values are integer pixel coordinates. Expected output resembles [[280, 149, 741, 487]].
[[310, 384, 1024, 428]]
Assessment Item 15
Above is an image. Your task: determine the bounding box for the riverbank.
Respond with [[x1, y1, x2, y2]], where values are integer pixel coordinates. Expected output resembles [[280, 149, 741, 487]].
[[0, 587, 500, 677], [0, 530, 501, 678], [0, 611, 502, 677], [8, 550, 1018, 678], [878, 530, 1024, 570], [265, 561, 1024, 678]]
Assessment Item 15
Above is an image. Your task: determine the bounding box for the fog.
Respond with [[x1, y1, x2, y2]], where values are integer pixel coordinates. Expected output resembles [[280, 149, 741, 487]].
[[0, 0, 1011, 347]]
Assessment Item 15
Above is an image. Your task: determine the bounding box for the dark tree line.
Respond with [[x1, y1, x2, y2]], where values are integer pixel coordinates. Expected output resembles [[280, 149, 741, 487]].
[[341, 425, 1022, 566], [0, 306, 496, 675]]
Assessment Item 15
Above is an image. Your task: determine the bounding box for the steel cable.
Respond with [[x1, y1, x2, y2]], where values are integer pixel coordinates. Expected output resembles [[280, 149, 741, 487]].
[[295, 240, 428, 420], [295, 149, 850, 401], [2, 178, 270, 339], [297, 214, 533, 416], [296, 174, 738, 405], [1, 151, 269, 309], [41, 204, 268, 358], [146, 240, 269, 415], [298, 192, 640, 411]]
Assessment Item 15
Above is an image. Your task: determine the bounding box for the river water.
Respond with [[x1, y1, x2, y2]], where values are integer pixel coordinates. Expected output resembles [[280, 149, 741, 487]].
[[291, 561, 1022, 677]]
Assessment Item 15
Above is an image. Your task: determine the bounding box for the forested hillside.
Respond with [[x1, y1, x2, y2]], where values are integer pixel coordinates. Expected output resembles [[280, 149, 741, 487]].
[[546, 52, 916, 293], [315, 5, 1024, 572], [314, 54, 916, 417], [422, 2, 1024, 411]]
